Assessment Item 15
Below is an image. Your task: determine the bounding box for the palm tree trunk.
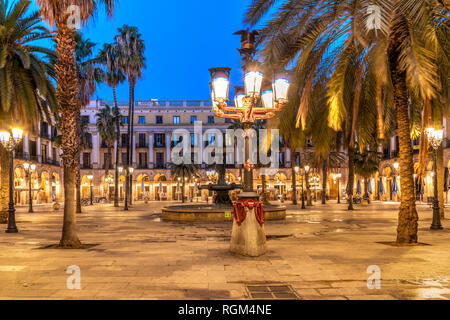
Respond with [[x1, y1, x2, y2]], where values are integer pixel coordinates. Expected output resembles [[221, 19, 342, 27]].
[[322, 160, 327, 204], [364, 177, 370, 204], [125, 81, 134, 208], [106, 146, 112, 201], [376, 80, 384, 141], [113, 87, 120, 207], [76, 166, 82, 213], [0, 145, 9, 224], [347, 147, 355, 210], [389, 23, 419, 244], [291, 166, 297, 205], [262, 173, 268, 204], [76, 112, 82, 214], [55, 20, 81, 248]]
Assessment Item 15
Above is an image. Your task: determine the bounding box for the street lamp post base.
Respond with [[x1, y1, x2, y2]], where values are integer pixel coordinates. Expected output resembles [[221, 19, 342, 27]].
[[430, 224, 443, 230], [230, 192, 267, 257], [5, 227, 18, 233]]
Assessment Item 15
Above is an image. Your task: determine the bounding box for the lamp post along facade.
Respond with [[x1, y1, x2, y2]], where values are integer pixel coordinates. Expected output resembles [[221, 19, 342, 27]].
[[0, 128, 24, 233], [23, 163, 36, 213], [209, 30, 290, 256], [426, 128, 444, 230]]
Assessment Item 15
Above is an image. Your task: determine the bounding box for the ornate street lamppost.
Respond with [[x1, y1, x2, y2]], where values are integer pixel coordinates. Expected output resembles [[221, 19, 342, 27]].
[[0, 128, 24, 233], [118, 166, 124, 203], [87, 175, 94, 206], [209, 30, 290, 256], [425, 128, 444, 230], [304, 165, 310, 207], [23, 162, 36, 213]]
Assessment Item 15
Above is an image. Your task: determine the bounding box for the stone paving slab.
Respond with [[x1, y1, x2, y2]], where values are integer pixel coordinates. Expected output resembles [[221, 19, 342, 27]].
[[0, 201, 449, 300]]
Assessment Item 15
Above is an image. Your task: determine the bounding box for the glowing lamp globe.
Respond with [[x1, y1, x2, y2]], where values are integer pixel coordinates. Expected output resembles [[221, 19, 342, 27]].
[[273, 77, 290, 104], [244, 70, 263, 98]]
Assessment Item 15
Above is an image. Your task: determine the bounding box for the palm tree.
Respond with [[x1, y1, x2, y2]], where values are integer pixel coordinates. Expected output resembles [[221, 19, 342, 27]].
[[96, 42, 125, 207], [354, 149, 382, 204], [36, 0, 117, 248], [96, 105, 116, 201], [0, 0, 58, 223], [270, 96, 306, 205], [74, 32, 103, 213], [115, 25, 146, 208], [245, 0, 448, 244], [170, 163, 198, 203]]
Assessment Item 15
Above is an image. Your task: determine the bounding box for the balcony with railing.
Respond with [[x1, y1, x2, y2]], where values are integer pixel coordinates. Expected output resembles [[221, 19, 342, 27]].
[[41, 156, 61, 166], [136, 143, 148, 149], [154, 142, 166, 148], [154, 163, 166, 169], [40, 131, 50, 139]]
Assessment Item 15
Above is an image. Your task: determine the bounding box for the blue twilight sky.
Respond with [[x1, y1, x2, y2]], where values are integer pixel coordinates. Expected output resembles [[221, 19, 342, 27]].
[[32, 0, 262, 102]]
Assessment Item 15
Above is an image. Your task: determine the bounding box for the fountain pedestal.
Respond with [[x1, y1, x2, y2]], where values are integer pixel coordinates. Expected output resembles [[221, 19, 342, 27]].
[[230, 192, 267, 257]]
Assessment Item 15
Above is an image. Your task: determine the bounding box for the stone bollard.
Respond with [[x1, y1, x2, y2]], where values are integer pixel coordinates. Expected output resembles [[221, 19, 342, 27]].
[[230, 192, 267, 257]]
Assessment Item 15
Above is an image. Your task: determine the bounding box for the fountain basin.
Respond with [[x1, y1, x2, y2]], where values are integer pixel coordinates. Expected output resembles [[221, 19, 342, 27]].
[[162, 204, 286, 222]]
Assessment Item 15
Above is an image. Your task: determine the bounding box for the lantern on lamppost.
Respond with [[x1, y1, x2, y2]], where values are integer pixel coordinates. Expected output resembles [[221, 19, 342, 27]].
[[23, 163, 37, 213], [425, 127, 444, 230], [208, 29, 290, 257], [0, 128, 24, 233]]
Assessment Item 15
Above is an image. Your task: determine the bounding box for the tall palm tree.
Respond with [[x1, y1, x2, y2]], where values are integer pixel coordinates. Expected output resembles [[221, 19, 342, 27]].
[[0, 0, 58, 223], [170, 163, 198, 203], [270, 94, 306, 205], [245, 0, 448, 244], [74, 32, 103, 213], [36, 0, 117, 248], [96, 105, 116, 197], [115, 25, 145, 208], [96, 42, 125, 207]]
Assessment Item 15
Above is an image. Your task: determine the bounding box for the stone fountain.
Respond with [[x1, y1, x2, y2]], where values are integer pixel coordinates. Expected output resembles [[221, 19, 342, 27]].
[[162, 163, 286, 223]]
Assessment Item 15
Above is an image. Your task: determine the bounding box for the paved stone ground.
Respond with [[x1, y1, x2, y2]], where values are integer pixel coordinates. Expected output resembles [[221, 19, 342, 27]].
[[0, 201, 449, 300]]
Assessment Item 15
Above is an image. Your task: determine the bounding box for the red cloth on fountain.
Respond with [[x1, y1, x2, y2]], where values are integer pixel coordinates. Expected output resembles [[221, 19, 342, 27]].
[[233, 198, 264, 226]]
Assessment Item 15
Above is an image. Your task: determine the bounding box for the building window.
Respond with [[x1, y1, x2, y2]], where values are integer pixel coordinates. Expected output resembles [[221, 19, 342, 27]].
[[30, 140, 37, 157], [156, 116, 163, 124], [82, 153, 91, 168], [207, 134, 215, 145], [155, 133, 165, 147], [208, 116, 215, 124], [138, 133, 147, 147], [279, 152, 285, 167], [40, 122, 49, 138], [190, 133, 198, 147], [103, 153, 111, 169], [156, 152, 165, 168], [173, 116, 180, 124], [138, 116, 146, 124], [81, 115, 90, 124], [121, 134, 128, 147], [138, 152, 148, 169], [121, 152, 127, 165], [122, 116, 128, 125], [190, 116, 197, 124], [41, 144, 48, 163]]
